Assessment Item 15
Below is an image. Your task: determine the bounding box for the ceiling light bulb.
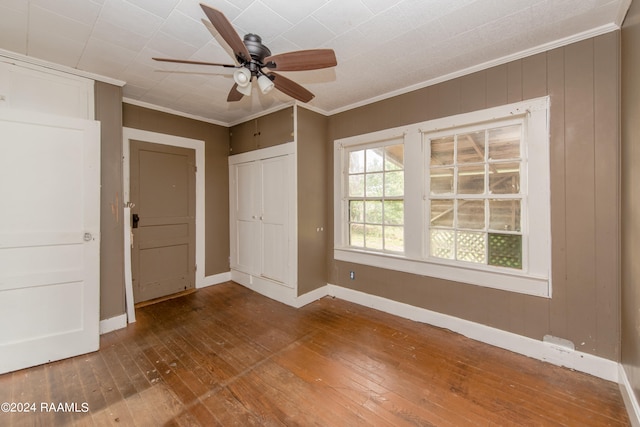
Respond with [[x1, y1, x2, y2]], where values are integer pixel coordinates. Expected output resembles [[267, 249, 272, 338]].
[[258, 74, 274, 94], [233, 68, 251, 87]]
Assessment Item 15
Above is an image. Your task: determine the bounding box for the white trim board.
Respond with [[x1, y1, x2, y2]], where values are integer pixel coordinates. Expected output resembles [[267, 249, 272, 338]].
[[619, 365, 640, 427], [99, 314, 127, 335], [123, 98, 228, 128], [327, 23, 621, 116], [324, 284, 619, 383], [123, 206, 135, 324], [0, 49, 125, 87], [199, 272, 232, 289]]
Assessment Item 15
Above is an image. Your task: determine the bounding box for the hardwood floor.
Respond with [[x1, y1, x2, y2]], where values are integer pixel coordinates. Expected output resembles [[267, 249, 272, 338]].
[[0, 282, 630, 426]]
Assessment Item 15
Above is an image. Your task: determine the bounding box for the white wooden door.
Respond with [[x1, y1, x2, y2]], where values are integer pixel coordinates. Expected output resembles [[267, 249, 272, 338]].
[[260, 156, 289, 283], [0, 109, 100, 374], [233, 161, 260, 275]]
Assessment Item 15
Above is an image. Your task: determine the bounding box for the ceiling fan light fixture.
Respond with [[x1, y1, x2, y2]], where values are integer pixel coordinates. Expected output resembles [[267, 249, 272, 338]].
[[258, 74, 274, 94], [236, 82, 252, 96], [233, 67, 252, 87]]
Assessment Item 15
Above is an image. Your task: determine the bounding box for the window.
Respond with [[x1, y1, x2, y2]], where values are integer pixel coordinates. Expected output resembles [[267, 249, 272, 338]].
[[345, 141, 404, 252], [427, 121, 524, 269], [334, 97, 550, 297]]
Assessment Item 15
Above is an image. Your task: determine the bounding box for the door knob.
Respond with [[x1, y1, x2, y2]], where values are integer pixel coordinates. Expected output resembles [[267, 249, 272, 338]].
[[132, 213, 140, 228]]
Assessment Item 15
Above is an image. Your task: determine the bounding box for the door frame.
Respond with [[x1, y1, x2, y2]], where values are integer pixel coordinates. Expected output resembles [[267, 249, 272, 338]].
[[122, 128, 204, 320]]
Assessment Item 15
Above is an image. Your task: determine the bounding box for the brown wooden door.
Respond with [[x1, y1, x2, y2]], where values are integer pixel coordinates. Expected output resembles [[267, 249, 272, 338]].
[[130, 140, 196, 303]]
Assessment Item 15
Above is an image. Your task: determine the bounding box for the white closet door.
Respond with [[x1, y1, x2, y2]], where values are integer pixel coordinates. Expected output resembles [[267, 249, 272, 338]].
[[0, 109, 100, 374], [260, 155, 290, 284], [233, 161, 260, 275]]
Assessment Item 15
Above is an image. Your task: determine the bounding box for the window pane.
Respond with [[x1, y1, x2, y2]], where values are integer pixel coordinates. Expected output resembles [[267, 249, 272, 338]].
[[489, 162, 520, 194], [489, 199, 521, 232], [457, 131, 485, 163], [458, 200, 485, 229], [430, 199, 454, 227], [349, 150, 365, 173], [488, 125, 520, 160], [349, 174, 364, 197], [457, 164, 485, 194], [366, 148, 384, 172], [346, 142, 405, 255], [384, 226, 404, 252], [430, 229, 454, 259], [488, 233, 522, 269], [385, 171, 404, 196], [349, 224, 364, 247], [431, 136, 454, 165], [365, 225, 383, 250], [456, 231, 485, 263], [365, 200, 383, 224], [384, 200, 404, 225], [385, 144, 404, 171], [365, 172, 383, 197], [430, 168, 454, 194], [349, 200, 364, 223]]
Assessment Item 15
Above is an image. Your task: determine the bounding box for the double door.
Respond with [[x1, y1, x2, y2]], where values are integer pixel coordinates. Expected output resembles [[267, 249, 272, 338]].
[[231, 153, 293, 286]]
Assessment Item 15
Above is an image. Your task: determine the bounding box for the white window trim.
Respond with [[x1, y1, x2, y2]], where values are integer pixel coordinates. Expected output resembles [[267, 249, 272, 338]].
[[340, 135, 406, 254], [334, 97, 551, 298]]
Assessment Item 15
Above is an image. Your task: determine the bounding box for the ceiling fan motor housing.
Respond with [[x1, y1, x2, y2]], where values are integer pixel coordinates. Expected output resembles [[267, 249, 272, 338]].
[[242, 34, 271, 63]]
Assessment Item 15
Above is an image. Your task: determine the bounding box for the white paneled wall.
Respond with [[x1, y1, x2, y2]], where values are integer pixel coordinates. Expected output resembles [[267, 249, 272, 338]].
[[0, 60, 94, 119]]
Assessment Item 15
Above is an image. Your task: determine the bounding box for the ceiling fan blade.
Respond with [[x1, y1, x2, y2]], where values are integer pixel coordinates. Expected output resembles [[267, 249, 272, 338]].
[[227, 83, 244, 102], [201, 19, 238, 65], [200, 3, 251, 63], [153, 57, 236, 68], [264, 49, 337, 71], [270, 72, 314, 103]]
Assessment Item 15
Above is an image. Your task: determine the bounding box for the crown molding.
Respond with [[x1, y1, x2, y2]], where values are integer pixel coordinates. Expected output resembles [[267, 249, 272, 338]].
[[122, 97, 230, 127], [0, 48, 125, 87], [327, 23, 621, 116]]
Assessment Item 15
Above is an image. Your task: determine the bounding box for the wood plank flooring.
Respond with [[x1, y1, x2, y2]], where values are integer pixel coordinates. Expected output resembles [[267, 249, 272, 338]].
[[0, 282, 630, 426]]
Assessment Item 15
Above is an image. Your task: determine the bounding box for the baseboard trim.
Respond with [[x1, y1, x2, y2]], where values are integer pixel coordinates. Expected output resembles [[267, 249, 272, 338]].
[[198, 272, 231, 288], [99, 314, 127, 335], [231, 270, 298, 305], [619, 364, 640, 427], [326, 284, 619, 382], [294, 285, 330, 308]]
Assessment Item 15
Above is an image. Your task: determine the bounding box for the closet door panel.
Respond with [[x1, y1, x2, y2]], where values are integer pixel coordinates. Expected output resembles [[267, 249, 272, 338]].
[[260, 156, 289, 284], [232, 162, 260, 275]]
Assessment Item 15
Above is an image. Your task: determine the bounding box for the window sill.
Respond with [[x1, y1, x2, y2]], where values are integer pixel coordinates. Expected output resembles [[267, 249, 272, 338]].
[[334, 248, 550, 298]]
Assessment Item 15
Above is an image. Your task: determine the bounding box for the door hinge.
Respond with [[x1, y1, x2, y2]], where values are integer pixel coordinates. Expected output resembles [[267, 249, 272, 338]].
[[195, 264, 197, 272]]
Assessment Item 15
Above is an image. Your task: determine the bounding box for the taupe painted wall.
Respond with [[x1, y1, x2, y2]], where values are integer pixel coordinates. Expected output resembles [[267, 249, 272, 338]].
[[621, 0, 640, 404], [328, 33, 621, 360], [122, 104, 230, 278], [95, 82, 125, 320], [297, 107, 328, 296]]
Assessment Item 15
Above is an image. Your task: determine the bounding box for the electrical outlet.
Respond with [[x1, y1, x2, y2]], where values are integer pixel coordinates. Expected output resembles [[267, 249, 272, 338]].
[[349, 271, 355, 280]]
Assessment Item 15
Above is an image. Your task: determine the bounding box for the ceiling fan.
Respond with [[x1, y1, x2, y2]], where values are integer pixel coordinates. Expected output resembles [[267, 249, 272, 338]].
[[153, 3, 338, 103]]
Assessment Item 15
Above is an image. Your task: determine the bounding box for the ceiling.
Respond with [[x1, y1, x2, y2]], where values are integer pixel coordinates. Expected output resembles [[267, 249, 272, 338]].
[[0, 0, 632, 125]]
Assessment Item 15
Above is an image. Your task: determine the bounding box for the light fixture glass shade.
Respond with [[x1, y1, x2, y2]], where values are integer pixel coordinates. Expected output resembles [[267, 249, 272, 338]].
[[233, 68, 251, 87], [258, 74, 274, 94], [236, 83, 252, 96]]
